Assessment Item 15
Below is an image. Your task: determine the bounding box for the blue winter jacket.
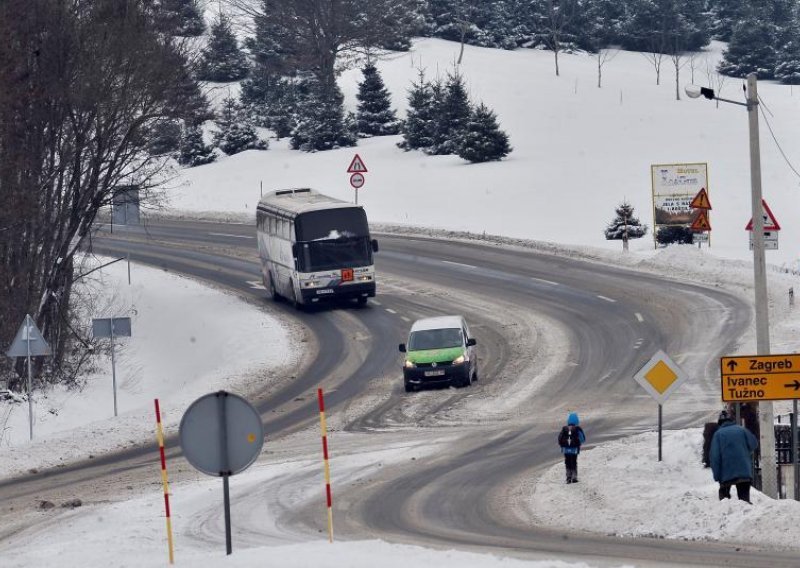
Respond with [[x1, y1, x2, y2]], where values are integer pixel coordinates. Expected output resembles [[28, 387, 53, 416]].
[[561, 413, 585, 455], [709, 422, 758, 483]]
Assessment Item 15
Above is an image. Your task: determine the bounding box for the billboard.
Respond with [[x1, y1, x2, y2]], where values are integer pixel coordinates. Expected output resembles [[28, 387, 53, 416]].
[[650, 163, 709, 245]]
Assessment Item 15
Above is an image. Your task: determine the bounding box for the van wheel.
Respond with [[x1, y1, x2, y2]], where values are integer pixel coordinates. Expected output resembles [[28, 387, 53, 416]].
[[473, 367, 479, 382], [459, 373, 472, 388], [357, 296, 368, 306], [404, 383, 415, 393]]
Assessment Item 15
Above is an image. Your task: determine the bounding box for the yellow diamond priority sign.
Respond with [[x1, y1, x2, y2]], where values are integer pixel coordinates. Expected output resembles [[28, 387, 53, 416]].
[[634, 350, 689, 404]]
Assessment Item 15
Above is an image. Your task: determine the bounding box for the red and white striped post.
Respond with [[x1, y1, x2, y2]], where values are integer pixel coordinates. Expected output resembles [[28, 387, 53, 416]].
[[317, 388, 334, 542], [154, 399, 175, 564]]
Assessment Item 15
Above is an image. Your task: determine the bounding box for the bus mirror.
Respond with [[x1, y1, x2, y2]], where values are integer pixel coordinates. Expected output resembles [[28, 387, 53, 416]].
[[398, 343, 406, 353], [372, 239, 379, 253]]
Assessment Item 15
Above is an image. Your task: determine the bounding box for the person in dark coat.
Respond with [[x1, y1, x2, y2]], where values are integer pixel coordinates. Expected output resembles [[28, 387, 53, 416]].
[[710, 409, 759, 503], [558, 412, 586, 484]]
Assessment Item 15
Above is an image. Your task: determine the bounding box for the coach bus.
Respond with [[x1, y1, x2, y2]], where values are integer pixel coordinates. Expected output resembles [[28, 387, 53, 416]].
[[256, 188, 378, 307]]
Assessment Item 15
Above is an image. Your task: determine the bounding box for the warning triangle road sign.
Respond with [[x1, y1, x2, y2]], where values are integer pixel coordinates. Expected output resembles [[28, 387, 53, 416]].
[[6, 314, 51, 357], [745, 199, 781, 231], [690, 188, 712, 210], [690, 210, 711, 232], [346, 154, 368, 173]]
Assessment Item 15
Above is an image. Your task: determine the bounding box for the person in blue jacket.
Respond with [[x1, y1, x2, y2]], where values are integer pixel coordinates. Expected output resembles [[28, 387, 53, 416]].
[[558, 412, 586, 484], [710, 409, 759, 503]]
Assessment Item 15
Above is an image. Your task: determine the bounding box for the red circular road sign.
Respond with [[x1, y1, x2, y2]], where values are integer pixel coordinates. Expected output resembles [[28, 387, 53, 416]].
[[350, 172, 365, 189]]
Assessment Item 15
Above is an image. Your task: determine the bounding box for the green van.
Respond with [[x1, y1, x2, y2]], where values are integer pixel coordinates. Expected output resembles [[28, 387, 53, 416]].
[[398, 315, 478, 392]]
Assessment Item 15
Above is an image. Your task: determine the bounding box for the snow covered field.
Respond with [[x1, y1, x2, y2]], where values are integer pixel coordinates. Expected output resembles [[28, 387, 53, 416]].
[[3, 37, 800, 566]]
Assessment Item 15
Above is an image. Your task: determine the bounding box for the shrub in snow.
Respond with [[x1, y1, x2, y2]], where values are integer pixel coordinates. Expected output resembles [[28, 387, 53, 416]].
[[213, 97, 268, 155], [656, 225, 694, 246], [456, 103, 512, 163], [196, 13, 249, 82], [177, 123, 216, 167], [604, 201, 647, 250], [356, 62, 401, 136]]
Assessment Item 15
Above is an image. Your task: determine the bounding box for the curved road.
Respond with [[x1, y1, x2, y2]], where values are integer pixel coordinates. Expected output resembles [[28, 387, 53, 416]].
[[2, 219, 792, 566]]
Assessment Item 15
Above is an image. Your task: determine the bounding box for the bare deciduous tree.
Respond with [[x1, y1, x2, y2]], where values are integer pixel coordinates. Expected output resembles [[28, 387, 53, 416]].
[[0, 0, 199, 391], [539, 0, 578, 77]]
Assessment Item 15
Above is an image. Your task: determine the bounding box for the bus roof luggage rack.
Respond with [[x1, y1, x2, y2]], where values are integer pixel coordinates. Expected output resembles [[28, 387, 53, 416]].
[[275, 188, 311, 196]]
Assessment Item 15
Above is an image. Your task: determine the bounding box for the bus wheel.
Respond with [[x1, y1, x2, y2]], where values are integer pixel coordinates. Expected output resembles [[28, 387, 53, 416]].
[[267, 274, 279, 302], [290, 285, 302, 311]]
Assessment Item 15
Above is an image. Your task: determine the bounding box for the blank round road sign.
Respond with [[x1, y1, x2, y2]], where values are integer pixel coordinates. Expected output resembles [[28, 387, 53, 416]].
[[350, 172, 365, 189], [180, 391, 264, 477]]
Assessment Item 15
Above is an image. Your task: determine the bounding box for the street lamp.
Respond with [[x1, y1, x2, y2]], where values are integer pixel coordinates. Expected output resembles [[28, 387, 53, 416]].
[[685, 72, 777, 499]]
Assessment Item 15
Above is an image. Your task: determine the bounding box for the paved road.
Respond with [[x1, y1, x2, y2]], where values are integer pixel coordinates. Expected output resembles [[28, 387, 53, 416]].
[[3, 220, 793, 566]]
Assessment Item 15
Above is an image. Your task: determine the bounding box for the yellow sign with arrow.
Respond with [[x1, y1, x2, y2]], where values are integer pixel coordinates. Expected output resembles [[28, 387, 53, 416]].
[[720, 354, 800, 401]]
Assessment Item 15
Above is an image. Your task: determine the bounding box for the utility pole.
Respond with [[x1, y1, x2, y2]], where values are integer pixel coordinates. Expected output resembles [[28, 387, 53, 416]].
[[747, 72, 777, 498]]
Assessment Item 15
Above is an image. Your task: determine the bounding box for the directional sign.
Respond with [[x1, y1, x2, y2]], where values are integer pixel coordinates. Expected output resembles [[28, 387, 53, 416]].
[[690, 188, 712, 210], [6, 314, 51, 357], [346, 154, 368, 173], [749, 231, 778, 250], [745, 199, 781, 231], [634, 350, 689, 404], [690, 210, 711, 232], [721, 354, 800, 401]]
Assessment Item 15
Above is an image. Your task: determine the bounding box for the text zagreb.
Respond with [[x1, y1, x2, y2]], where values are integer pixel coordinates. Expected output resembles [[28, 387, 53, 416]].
[[748, 358, 792, 372]]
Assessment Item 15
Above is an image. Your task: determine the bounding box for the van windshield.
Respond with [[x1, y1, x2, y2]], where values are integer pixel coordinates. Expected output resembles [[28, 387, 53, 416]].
[[408, 328, 463, 350]]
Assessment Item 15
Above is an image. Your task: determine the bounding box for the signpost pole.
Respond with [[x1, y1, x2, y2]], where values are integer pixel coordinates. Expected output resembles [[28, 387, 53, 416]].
[[111, 317, 118, 417], [355, 187, 358, 205], [26, 316, 33, 441], [658, 404, 663, 462], [794, 401, 799, 500], [217, 391, 233, 555]]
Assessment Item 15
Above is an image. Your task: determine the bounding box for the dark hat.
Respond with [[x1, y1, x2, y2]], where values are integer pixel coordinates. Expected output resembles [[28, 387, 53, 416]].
[[718, 409, 732, 424]]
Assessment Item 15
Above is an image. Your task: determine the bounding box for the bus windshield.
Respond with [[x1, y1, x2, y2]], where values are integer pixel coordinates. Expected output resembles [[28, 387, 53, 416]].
[[294, 208, 372, 272], [298, 238, 372, 272]]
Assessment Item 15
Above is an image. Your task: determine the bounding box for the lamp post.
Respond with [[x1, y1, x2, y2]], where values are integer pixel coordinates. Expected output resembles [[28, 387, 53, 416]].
[[686, 72, 777, 499]]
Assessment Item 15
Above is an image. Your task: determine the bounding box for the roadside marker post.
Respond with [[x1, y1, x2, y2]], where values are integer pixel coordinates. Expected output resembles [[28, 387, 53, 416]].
[[154, 399, 175, 564], [317, 388, 334, 543]]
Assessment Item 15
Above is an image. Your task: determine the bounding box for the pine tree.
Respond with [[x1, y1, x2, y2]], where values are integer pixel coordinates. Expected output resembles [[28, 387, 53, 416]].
[[355, 63, 401, 136], [718, 18, 777, 78], [290, 84, 356, 152], [398, 70, 436, 150], [197, 14, 249, 82], [158, 0, 205, 37], [456, 103, 512, 163], [146, 119, 182, 156], [776, 38, 800, 84], [429, 70, 471, 155], [604, 201, 647, 251], [213, 96, 268, 155], [178, 123, 217, 167]]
